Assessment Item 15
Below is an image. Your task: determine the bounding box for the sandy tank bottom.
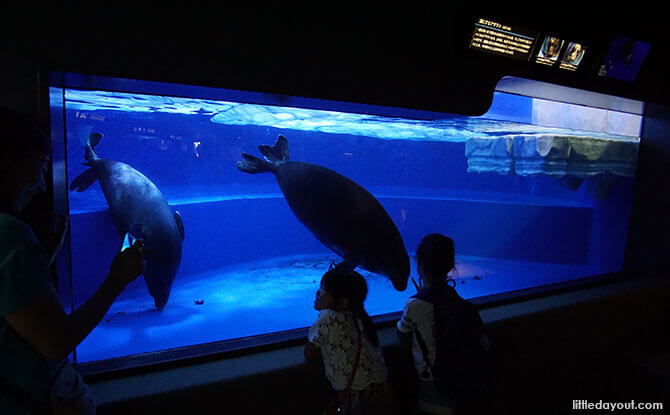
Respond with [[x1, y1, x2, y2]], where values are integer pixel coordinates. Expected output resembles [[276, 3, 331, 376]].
[[75, 253, 599, 362]]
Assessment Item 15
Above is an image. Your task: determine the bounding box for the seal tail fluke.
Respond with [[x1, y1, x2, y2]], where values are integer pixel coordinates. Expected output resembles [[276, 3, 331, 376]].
[[84, 132, 103, 163], [89, 132, 103, 147], [236, 153, 275, 174], [258, 134, 289, 162]]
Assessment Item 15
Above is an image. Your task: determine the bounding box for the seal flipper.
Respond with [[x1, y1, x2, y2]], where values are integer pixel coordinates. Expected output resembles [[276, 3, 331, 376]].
[[174, 211, 185, 240], [236, 153, 275, 174], [258, 135, 289, 162], [70, 168, 98, 192]]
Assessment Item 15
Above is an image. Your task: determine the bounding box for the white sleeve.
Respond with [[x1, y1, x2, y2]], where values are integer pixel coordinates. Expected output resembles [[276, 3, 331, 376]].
[[396, 299, 419, 334], [308, 310, 334, 348]]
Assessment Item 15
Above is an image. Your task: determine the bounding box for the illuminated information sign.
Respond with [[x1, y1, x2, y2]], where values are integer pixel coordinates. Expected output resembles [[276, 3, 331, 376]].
[[470, 19, 538, 61], [470, 18, 588, 73]]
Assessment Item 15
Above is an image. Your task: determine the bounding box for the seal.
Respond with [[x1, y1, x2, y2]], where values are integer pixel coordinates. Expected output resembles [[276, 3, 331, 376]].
[[70, 133, 185, 308], [237, 134, 409, 291]]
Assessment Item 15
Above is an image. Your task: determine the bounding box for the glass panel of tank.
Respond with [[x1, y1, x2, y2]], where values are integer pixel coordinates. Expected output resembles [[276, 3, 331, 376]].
[[49, 75, 641, 363]]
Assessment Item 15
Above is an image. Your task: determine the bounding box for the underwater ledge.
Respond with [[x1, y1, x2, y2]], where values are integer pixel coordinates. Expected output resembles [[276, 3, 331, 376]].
[[68, 187, 593, 215]]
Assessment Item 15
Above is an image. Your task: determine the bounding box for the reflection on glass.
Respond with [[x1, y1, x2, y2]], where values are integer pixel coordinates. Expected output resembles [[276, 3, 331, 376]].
[[51, 80, 641, 363]]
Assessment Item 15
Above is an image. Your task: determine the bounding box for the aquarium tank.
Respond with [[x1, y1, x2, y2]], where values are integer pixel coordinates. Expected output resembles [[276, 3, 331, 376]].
[[48, 73, 642, 368]]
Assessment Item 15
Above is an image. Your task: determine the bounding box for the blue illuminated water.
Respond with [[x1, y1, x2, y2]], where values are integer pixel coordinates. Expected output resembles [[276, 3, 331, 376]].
[[53, 87, 640, 363]]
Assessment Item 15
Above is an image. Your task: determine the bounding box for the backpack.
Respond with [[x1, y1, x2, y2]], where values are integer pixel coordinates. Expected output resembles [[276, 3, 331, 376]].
[[413, 280, 493, 401]]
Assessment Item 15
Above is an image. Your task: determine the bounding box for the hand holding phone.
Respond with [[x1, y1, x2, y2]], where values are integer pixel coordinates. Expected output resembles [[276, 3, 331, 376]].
[[111, 239, 149, 287], [120, 224, 147, 252], [120, 232, 134, 251]]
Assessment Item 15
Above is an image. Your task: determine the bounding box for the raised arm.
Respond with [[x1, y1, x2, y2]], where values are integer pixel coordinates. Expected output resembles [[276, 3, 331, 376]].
[[5, 241, 147, 361]]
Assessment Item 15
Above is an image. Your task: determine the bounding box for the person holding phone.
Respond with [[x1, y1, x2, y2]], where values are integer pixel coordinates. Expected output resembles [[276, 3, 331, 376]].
[[0, 107, 149, 414]]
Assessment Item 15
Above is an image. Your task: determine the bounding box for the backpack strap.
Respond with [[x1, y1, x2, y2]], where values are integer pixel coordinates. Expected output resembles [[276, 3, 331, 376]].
[[411, 288, 442, 378], [413, 326, 434, 380], [411, 284, 460, 376]]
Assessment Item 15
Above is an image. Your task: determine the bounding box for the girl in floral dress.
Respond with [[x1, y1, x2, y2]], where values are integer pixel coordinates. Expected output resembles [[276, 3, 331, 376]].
[[304, 264, 396, 414]]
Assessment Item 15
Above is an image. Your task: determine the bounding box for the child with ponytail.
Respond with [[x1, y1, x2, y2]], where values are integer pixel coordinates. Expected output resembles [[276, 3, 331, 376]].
[[397, 233, 492, 414], [305, 263, 396, 414]]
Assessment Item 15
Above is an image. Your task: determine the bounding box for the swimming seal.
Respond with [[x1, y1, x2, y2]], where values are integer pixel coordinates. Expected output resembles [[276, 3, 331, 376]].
[[237, 134, 409, 291], [70, 133, 185, 308]]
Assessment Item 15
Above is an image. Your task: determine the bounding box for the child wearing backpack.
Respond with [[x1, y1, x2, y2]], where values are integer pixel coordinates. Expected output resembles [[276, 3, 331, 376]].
[[396, 234, 492, 414], [305, 264, 396, 415]]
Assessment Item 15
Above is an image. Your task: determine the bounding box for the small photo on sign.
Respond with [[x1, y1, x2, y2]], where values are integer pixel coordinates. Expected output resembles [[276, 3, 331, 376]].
[[559, 42, 586, 71], [536, 36, 564, 66], [562, 43, 585, 66]]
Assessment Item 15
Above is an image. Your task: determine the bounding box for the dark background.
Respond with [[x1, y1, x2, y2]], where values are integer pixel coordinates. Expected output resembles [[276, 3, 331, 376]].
[[3, 6, 670, 116], [5, 5, 668, 273], [2, 6, 668, 413]]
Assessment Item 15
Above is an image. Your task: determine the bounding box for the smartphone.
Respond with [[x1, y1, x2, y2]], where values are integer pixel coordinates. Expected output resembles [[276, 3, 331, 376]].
[[120, 224, 146, 252], [120, 232, 135, 252]]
